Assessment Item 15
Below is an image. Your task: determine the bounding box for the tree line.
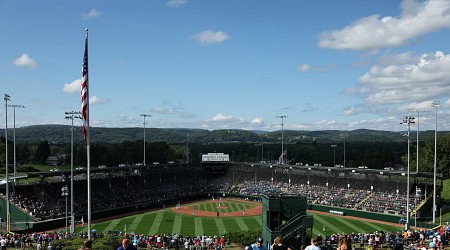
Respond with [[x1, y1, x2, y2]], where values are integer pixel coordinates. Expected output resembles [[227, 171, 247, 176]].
[[0, 132, 449, 177]]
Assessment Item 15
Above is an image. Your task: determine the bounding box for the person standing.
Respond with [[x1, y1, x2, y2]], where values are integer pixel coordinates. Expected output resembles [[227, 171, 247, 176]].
[[304, 237, 320, 250], [336, 235, 351, 250], [0, 237, 6, 250], [78, 239, 92, 250], [251, 238, 266, 250], [271, 236, 288, 250], [117, 238, 137, 250]]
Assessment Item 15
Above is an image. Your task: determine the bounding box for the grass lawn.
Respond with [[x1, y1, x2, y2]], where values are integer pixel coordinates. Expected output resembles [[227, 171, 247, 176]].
[[441, 179, 450, 201], [75, 199, 404, 237]]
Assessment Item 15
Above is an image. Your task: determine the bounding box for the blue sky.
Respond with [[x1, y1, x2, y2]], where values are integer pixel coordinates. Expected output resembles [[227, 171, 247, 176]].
[[1, 0, 450, 132]]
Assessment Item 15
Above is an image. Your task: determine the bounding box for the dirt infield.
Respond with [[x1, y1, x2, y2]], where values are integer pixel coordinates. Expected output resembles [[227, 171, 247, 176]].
[[171, 198, 262, 217]]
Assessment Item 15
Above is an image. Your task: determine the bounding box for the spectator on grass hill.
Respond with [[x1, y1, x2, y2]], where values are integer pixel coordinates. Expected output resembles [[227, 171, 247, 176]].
[[117, 238, 137, 250], [78, 239, 92, 250]]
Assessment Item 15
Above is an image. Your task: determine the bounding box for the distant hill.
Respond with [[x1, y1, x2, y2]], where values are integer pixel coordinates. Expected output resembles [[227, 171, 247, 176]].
[[0, 125, 440, 144]]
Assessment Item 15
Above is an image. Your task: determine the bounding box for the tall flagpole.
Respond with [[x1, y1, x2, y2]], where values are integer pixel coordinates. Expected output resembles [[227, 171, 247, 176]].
[[4, 94, 11, 233], [86, 28, 92, 239], [81, 28, 91, 238]]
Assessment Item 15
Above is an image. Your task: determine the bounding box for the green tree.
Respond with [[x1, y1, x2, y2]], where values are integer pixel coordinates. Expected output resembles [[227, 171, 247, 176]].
[[34, 140, 50, 164]]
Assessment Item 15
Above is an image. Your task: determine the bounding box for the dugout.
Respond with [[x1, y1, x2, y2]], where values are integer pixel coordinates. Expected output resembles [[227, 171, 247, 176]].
[[262, 195, 313, 250]]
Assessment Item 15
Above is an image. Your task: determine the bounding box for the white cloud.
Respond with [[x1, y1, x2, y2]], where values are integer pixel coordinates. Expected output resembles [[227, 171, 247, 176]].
[[289, 123, 308, 130], [444, 98, 450, 108], [191, 30, 230, 44], [167, 0, 187, 7], [358, 51, 450, 104], [82, 9, 102, 20], [151, 107, 177, 114], [202, 114, 268, 130], [297, 63, 335, 73], [62, 79, 81, 94], [396, 100, 438, 111], [212, 113, 234, 121], [13, 54, 37, 69], [297, 64, 311, 73], [318, 0, 450, 50], [251, 117, 264, 125], [90, 95, 107, 104], [341, 107, 358, 116]]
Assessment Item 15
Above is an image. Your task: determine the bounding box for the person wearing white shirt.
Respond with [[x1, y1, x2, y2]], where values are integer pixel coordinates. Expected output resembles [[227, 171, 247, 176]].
[[0, 237, 6, 250], [304, 237, 321, 250]]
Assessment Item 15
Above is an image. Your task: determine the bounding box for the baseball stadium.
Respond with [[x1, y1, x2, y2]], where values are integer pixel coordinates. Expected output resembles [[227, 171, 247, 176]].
[[0, 160, 447, 250]]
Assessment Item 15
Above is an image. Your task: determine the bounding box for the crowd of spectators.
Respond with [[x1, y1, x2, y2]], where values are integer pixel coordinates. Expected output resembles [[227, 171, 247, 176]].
[[0, 230, 229, 250], [315, 226, 450, 250], [1, 165, 430, 222], [230, 166, 428, 217], [0, 226, 449, 250]]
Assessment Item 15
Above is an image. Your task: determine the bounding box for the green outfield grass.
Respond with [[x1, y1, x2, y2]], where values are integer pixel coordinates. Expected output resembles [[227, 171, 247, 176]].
[[441, 179, 450, 201], [76, 199, 404, 237]]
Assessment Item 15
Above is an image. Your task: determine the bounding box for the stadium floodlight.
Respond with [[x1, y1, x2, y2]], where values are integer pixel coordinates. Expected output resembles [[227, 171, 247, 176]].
[[4, 94, 11, 232], [270, 165, 273, 185], [331, 144, 337, 167], [7, 104, 25, 197], [186, 134, 190, 164], [65, 110, 82, 234], [276, 116, 287, 165], [288, 166, 292, 191], [140, 114, 151, 166], [400, 115, 415, 231], [410, 109, 426, 174], [432, 101, 439, 223], [340, 134, 348, 167], [61, 186, 69, 233]]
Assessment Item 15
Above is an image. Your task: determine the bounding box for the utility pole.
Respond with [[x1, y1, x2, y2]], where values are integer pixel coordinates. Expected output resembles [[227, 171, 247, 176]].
[[65, 110, 81, 234], [276, 115, 287, 164], [139, 114, 151, 166], [4, 94, 11, 232], [8, 104, 25, 197], [432, 101, 439, 223], [401, 115, 415, 230]]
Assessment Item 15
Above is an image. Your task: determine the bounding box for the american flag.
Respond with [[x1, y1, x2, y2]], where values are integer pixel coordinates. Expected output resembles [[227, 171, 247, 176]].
[[81, 30, 89, 143]]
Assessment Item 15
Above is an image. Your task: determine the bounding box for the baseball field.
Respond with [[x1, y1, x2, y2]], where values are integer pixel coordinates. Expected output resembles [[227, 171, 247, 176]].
[[77, 198, 404, 237]]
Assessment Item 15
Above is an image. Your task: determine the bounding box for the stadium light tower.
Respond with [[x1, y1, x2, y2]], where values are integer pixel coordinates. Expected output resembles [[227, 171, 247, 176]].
[[331, 144, 337, 167], [65, 110, 81, 234], [401, 115, 415, 230], [340, 134, 348, 167], [61, 185, 69, 232], [4, 94, 11, 232], [276, 115, 287, 165], [411, 109, 426, 174], [139, 114, 151, 166], [8, 104, 25, 196], [270, 165, 273, 185], [186, 134, 190, 164], [432, 101, 439, 223]]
